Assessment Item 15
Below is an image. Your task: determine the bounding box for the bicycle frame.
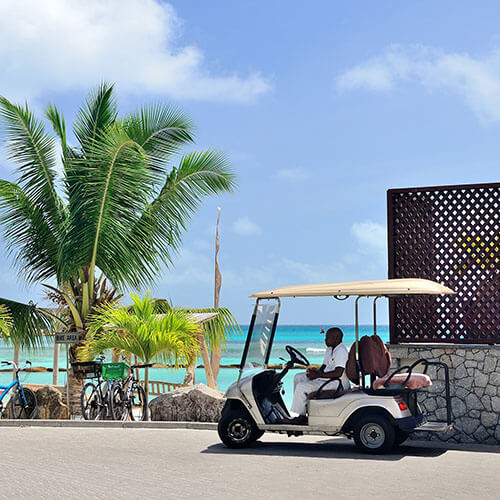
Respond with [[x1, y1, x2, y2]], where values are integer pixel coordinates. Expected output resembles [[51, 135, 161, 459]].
[[0, 378, 28, 406]]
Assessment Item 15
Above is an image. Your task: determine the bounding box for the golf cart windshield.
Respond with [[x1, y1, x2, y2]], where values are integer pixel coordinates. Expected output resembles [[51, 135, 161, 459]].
[[240, 298, 280, 370]]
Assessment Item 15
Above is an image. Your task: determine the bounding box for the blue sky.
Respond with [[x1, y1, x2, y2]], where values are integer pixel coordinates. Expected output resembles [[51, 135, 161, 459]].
[[0, 1, 499, 324]]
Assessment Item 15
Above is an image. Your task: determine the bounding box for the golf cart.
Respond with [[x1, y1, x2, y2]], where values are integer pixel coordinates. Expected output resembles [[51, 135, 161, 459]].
[[218, 279, 454, 454]]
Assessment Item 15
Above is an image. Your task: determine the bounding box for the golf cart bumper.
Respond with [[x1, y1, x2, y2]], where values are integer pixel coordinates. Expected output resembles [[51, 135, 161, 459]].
[[396, 415, 452, 433]]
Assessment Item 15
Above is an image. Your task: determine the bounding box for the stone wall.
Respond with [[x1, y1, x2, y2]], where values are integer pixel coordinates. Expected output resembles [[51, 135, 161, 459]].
[[388, 344, 500, 445]]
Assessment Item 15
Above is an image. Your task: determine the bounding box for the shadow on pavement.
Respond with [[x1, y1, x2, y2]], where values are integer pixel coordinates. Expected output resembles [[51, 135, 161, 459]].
[[202, 438, 447, 461]]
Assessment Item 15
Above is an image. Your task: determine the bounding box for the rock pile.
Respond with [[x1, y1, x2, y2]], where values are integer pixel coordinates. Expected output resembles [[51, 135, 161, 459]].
[[149, 384, 225, 422], [1, 385, 70, 419]]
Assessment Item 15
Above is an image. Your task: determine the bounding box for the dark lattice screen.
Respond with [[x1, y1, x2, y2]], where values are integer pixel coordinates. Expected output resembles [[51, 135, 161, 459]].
[[388, 182, 500, 344]]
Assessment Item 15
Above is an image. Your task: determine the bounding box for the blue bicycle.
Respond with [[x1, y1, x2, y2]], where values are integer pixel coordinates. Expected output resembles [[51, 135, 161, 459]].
[[0, 360, 38, 419]]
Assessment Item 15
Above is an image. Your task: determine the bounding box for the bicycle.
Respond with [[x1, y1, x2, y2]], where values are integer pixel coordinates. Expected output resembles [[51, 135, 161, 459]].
[[0, 360, 38, 419], [109, 362, 150, 421], [73, 357, 123, 420]]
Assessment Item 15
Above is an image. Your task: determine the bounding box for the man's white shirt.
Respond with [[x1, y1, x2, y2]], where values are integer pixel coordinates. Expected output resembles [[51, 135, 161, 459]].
[[320, 343, 350, 390]]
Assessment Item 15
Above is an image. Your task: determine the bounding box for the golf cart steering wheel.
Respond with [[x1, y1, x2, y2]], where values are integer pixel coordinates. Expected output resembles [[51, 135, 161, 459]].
[[285, 345, 310, 367]]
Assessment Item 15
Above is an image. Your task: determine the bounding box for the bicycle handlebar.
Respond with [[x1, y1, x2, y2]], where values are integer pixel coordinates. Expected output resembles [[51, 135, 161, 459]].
[[1, 360, 32, 371]]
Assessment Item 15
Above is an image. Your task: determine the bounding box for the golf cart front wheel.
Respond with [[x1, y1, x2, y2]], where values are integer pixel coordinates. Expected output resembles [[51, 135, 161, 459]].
[[353, 413, 396, 454], [218, 409, 262, 448]]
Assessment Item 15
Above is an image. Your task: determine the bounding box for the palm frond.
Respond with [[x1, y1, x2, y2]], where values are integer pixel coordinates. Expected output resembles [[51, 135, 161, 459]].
[[123, 103, 195, 175], [73, 82, 117, 154], [45, 104, 67, 150], [122, 296, 172, 314], [184, 307, 242, 350], [0, 180, 59, 283], [59, 128, 155, 286], [124, 150, 237, 286], [0, 96, 64, 233], [0, 304, 12, 336], [0, 297, 54, 349], [79, 294, 199, 365]]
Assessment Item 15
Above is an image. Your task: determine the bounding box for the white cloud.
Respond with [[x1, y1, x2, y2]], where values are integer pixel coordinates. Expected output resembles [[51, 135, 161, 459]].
[[159, 248, 213, 287], [0, 0, 272, 102], [233, 216, 262, 236], [351, 220, 386, 253], [276, 168, 310, 182], [281, 258, 347, 283], [336, 44, 500, 122]]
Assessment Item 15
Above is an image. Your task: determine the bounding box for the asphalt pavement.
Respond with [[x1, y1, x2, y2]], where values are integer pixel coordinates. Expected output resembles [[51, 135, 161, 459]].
[[0, 426, 498, 499]]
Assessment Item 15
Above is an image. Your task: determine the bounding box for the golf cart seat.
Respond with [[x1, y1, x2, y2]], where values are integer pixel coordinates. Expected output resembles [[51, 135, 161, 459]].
[[372, 371, 432, 390]]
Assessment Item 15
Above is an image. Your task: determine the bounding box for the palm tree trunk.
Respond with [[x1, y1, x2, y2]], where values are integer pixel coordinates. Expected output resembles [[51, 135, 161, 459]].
[[198, 328, 216, 390], [66, 364, 84, 416], [210, 346, 222, 383], [66, 343, 84, 416], [183, 354, 197, 385]]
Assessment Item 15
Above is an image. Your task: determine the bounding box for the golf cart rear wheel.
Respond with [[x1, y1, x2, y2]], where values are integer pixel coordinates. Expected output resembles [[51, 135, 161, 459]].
[[218, 409, 262, 448], [353, 413, 396, 454]]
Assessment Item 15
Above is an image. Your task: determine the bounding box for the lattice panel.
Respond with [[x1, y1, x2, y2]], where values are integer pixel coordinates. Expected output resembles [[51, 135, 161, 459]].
[[388, 183, 500, 344]]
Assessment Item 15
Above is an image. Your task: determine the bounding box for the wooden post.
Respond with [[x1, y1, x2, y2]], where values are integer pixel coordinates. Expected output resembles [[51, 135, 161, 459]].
[[13, 344, 20, 381], [52, 341, 60, 385], [198, 325, 216, 390], [210, 207, 223, 382]]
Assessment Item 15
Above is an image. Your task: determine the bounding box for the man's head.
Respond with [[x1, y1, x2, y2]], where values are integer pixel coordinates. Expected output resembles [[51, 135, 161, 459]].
[[324, 327, 343, 348]]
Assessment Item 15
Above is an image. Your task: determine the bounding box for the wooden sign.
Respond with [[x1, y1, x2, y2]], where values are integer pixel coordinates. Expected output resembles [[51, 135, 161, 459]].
[[54, 332, 81, 344]]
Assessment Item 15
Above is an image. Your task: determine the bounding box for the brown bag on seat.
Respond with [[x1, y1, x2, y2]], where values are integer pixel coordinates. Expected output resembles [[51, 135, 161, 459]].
[[345, 344, 359, 383], [346, 334, 392, 383]]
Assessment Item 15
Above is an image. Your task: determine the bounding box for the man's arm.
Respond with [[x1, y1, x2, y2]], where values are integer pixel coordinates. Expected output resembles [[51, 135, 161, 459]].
[[306, 364, 326, 378], [308, 366, 344, 380]]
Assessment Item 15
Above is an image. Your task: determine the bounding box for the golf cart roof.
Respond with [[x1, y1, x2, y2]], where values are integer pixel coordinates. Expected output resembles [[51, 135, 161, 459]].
[[250, 278, 455, 299]]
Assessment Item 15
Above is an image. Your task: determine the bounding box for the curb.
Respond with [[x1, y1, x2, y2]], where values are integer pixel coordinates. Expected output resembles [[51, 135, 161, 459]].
[[0, 419, 217, 430]]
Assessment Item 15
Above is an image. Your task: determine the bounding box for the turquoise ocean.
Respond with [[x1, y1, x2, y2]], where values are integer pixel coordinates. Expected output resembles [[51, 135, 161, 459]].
[[0, 325, 388, 406]]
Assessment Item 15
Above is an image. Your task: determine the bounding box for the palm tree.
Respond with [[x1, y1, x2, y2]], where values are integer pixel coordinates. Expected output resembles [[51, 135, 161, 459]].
[[79, 293, 200, 410], [124, 299, 241, 390], [0, 83, 236, 412]]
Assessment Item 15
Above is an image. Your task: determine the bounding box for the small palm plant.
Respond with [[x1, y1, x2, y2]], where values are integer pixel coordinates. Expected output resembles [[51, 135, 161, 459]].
[[79, 293, 200, 409]]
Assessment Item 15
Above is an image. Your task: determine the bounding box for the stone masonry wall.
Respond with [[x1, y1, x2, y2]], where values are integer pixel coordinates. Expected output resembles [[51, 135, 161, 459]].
[[388, 344, 500, 445]]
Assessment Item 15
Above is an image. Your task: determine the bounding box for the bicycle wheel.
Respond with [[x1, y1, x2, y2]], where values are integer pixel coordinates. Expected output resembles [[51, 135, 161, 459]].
[[128, 382, 147, 421], [110, 382, 127, 421], [11, 387, 38, 419], [81, 382, 101, 420]]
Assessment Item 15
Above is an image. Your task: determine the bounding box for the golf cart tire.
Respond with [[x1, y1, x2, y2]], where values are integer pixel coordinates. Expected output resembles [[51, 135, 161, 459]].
[[218, 408, 263, 449], [353, 412, 396, 454]]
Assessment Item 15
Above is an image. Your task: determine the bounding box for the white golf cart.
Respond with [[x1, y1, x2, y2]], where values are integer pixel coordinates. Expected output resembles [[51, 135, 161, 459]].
[[218, 279, 454, 454]]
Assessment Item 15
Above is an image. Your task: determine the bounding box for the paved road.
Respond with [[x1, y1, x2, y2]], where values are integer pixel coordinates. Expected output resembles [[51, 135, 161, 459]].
[[0, 427, 498, 499]]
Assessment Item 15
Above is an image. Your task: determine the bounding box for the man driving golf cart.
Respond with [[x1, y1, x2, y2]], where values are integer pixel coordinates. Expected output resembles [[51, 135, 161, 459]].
[[281, 327, 350, 425]]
